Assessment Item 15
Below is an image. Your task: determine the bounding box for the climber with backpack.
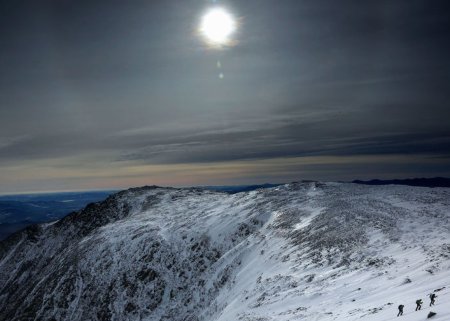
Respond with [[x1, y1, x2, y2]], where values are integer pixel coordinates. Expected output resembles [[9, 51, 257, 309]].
[[415, 299, 423, 311], [429, 293, 437, 306]]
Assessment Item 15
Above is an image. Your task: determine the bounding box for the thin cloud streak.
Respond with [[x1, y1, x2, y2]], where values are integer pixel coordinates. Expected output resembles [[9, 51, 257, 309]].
[[1, 154, 448, 194]]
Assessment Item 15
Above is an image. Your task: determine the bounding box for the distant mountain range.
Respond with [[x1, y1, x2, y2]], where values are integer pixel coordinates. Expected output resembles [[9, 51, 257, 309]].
[[352, 177, 450, 188], [0, 190, 116, 240]]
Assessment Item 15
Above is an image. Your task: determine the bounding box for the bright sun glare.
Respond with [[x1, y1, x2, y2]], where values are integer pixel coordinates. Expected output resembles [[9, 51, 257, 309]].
[[200, 8, 236, 46]]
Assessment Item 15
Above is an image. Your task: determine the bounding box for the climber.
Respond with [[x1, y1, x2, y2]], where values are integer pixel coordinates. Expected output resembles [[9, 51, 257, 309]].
[[429, 293, 437, 306], [397, 304, 404, 317], [415, 299, 423, 311]]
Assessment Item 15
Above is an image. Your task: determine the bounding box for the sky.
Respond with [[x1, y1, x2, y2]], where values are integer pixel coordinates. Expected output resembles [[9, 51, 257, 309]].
[[1, 0, 450, 194]]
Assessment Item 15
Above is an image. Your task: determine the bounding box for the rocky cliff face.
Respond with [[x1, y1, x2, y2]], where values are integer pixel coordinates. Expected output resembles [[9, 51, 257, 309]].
[[1, 183, 449, 321]]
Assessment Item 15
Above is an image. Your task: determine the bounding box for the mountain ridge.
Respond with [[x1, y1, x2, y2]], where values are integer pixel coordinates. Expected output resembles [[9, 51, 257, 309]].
[[352, 177, 450, 188], [1, 183, 449, 321]]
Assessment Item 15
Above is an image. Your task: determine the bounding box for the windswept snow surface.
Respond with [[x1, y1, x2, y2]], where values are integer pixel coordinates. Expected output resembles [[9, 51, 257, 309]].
[[0, 182, 449, 321]]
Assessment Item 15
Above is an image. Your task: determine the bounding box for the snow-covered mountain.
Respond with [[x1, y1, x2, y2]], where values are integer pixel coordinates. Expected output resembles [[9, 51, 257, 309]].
[[0, 182, 449, 321]]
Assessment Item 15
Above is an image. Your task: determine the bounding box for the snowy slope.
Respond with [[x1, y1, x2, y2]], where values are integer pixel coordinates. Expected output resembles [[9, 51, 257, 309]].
[[0, 183, 449, 321]]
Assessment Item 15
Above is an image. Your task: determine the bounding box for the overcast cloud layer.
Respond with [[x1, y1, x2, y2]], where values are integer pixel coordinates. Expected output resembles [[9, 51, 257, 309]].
[[1, 0, 450, 193]]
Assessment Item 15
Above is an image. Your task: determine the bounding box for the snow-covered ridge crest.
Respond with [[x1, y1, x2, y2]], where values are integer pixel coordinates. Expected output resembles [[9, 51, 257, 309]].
[[0, 182, 449, 321]]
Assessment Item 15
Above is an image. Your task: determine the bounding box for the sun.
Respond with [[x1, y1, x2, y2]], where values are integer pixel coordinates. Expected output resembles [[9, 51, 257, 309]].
[[199, 7, 236, 46]]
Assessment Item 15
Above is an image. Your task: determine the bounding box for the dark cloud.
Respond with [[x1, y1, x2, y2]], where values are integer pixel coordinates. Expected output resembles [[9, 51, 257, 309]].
[[1, 0, 450, 192]]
